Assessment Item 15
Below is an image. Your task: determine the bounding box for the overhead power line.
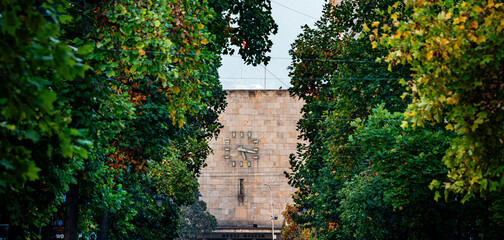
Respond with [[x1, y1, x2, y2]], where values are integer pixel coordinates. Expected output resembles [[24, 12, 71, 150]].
[[271, 0, 319, 20], [221, 77, 409, 81], [263, 65, 290, 87]]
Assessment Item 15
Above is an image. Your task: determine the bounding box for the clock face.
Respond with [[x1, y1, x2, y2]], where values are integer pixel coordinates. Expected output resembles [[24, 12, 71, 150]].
[[223, 131, 259, 167]]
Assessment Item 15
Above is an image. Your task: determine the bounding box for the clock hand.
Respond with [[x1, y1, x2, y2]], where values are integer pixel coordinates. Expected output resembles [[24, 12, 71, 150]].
[[237, 147, 257, 154], [241, 151, 247, 160]]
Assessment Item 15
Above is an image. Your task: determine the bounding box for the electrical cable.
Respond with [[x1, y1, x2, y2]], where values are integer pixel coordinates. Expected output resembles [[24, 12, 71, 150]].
[[221, 77, 409, 81], [263, 65, 289, 87], [271, 0, 319, 20]]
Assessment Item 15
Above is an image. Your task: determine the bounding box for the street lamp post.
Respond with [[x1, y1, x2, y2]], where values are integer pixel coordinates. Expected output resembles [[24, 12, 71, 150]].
[[264, 184, 275, 240]]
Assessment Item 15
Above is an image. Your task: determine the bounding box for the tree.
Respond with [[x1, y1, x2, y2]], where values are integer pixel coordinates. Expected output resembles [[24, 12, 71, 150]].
[[286, 0, 504, 238], [176, 191, 217, 240], [286, 1, 410, 237], [65, 0, 225, 239], [281, 204, 314, 240], [375, 0, 504, 200], [337, 106, 504, 239], [208, 0, 278, 66], [0, 0, 89, 237], [2, 0, 277, 238]]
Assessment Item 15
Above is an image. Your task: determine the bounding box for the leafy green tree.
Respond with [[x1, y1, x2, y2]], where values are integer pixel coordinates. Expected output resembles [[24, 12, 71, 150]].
[[208, 0, 278, 65], [176, 191, 217, 240], [64, 0, 225, 239], [338, 106, 504, 239], [287, 0, 504, 238], [2, 0, 276, 239], [0, 0, 90, 237], [286, 1, 410, 237], [375, 0, 504, 199]]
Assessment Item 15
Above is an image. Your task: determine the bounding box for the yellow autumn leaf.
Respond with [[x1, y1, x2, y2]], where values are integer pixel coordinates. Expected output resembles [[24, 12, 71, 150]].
[[488, 0, 494, 8], [426, 51, 434, 60], [469, 20, 479, 29], [474, 5, 484, 13], [171, 86, 180, 94], [178, 119, 184, 128], [197, 23, 204, 30], [362, 23, 370, 32], [446, 123, 454, 130], [470, 34, 478, 42], [406, 53, 412, 62], [391, 13, 398, 20], [477, 35, 486, 43], [138, 49, 146, 56], [445, 11, 452, 19], [371, 21, 380, 27], [201, 38, 209, 45]]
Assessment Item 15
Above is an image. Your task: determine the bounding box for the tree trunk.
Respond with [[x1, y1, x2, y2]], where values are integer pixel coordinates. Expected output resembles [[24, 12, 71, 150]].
[[64, 183, 79, 240], [96, 211, 110, 240]]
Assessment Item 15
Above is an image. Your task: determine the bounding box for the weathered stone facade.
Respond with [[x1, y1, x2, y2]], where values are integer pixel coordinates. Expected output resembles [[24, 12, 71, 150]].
[[199, 90, 304, 232]]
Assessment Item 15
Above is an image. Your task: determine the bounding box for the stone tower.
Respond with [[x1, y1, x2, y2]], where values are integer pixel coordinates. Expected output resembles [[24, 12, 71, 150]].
[[199, 90, 304, 239]]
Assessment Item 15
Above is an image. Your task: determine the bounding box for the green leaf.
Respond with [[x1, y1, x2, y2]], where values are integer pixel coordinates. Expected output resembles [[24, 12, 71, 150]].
[[25, 161, 41, 181], [25, 129, 41, 142], [58, 14, 73, 24], [77, 44, 93, 55], [106, 70, 116, 77]]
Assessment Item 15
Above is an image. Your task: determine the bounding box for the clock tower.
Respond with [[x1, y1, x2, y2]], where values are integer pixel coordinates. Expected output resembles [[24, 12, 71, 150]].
[[199, 90, 304, 239]]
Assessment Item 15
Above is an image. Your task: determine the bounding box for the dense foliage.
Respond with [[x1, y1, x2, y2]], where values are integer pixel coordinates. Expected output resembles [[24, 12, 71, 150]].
[[176, 191, 217, 240], [375, 0, 504, 200], [281, 204, 314, 240], [286, 0, 504, 239], [208, 0, 278, 66], [0, 0, 90, 235], [0, 0, 276, 239], [286, 1, 410, 237]]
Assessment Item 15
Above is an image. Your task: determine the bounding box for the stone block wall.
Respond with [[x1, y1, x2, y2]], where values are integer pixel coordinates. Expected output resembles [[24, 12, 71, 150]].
[[199, 90, 304, 228]]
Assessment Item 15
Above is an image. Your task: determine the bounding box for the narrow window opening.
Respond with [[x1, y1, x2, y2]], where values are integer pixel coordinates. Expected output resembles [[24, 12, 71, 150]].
[[238, 179, 245, 203]]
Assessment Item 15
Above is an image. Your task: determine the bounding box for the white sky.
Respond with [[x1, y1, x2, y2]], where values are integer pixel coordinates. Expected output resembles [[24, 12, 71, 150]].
[[219, 0, 326, 90]]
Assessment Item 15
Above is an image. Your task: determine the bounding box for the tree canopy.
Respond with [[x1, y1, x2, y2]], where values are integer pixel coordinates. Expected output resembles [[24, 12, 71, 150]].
[[285, 0, 504, 239], [0, 0, 276, 239], [374, 0, 504, 200]]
